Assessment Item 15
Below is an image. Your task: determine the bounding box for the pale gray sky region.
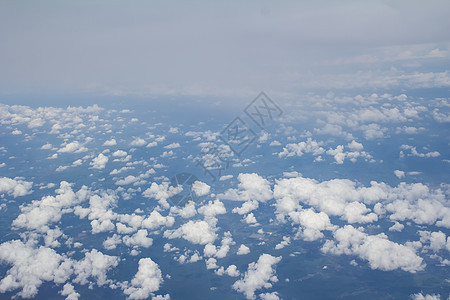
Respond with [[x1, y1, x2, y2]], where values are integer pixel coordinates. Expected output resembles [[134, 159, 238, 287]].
[[1, 1, 449, 98]]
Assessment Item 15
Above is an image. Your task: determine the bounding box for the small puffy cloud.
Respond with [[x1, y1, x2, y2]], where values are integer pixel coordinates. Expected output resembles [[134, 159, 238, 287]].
[[123, 229, 153, 248], [131, 137, 146, 146], [215, 265, 240, 277], [232, 253, 282, 299], [278, 138, 325, 158], [90, 153, 108, 169], [389, 222, 404, 232], [347, 140, 363, 151], [143, 182, 183, 209], [41, 143, 53, 150], [164, 220, 217, 245], [394, 170, 405, 179], [192, 181, 210, 197], [123, 258, 163, 300], [410, 293, 441, 300], [164, 143, 180, 149], [103, 139, 117, 146], [198, 200, 226, 218], [0, 177, 33, 197], [57, 141, 87, 153], [12, 129, 22, 135], [322, 225, 425, 273], [59, 283, 80, 300], [275, 236, 291, 250], [237, 244, 250, 255], [112, 150, 127, 157]]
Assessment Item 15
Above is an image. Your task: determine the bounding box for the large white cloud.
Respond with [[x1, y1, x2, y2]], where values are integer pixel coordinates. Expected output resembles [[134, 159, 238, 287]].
[[164, 220, 217, 245], [73, 249, 119, 286], [0, 240, 72, 299], [123, 258, 163, 300], [218, 173, 272, 202], [322, 225, 425, 273], [232, 254, 282, 300], [0, 177, 33, 197], [90, 153, 108, 169]]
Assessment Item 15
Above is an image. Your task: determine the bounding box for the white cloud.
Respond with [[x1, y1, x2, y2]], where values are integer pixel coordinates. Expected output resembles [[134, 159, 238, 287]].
[[400, 145, 440, 158], [394, 170, 405, 179], [198, 200, 226, 219], [0, 240, 72, 298], [410, 293, 441, 300], [347, 140, 363, 151], [59, 283, 80, 300], [278, 138, 325, 158], [389, 222, 404, 232], [289, 208, 336, 241], [123, 229, 153, 248], [275, 236, 291, 250], [112, 150, 127, 157], [123, 258, 163, 300], [73, 249, 119, 286], [232, 253, 282, 299], [41, 143, 53, 150], [192, 181, 210, 197], [90, 153, 108, 169], [103, 139, 117, 146], [215, 265, 240, 277], [131, 137, 146, 146], [142, 182, 183, 209], [218, 173, 272, 203], [164, 142, 180, 149], [0, 177, 33, 197], [237, 244, 250, 255], [57, 141, 87, 153], [322, 225, 425, 273], [13, 181, 88, 232], [164, 220, 217, 245]]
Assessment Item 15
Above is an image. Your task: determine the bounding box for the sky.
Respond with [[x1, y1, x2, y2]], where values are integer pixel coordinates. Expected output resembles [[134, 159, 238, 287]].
[[0, 0, 449, 99], [0, 2, 449, 300]]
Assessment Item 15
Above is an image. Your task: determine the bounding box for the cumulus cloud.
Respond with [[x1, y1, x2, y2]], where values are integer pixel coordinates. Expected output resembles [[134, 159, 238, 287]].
[[90, 153, 109, 169], [191, 181, 210, 197], [218, 173, 272, 203], [103, 139, 117, 146], [123, 258, 163, 300], [237, 244, 251, 255], [57, 141, 87, 153], [232, 254, 282, 299], [0, 177, 33, 197], [278, 138, 325, 158], [13, 181, 88, 232], [73, 249, 119, 286], [123, 229, 153, 248], [164, 220, 217, 245], [322, 225, 425, 273], [289, 208, 336, 241], [0, 240, 72, 298], [59, 283, 80, 300], [143, 182, 183, 209], [131, 137, 146, 147]]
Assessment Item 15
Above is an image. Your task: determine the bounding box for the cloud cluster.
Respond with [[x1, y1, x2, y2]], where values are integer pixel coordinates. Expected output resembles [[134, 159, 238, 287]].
[[322, 225, 425, 273]]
